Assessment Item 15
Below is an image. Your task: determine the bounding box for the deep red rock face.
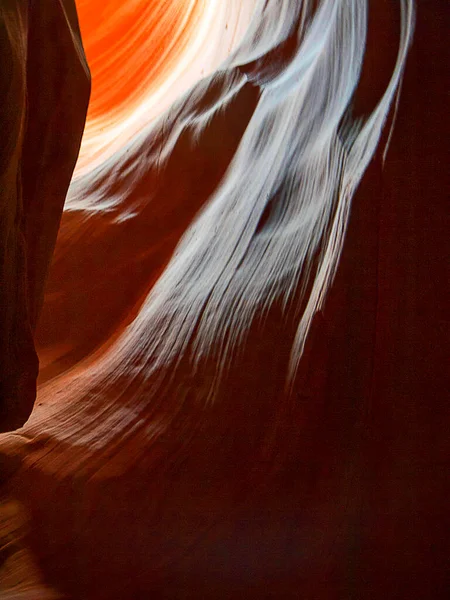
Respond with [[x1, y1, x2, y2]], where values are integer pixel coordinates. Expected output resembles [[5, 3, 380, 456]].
[[0, 1, 90, 432], [1, 1, 448, 598]]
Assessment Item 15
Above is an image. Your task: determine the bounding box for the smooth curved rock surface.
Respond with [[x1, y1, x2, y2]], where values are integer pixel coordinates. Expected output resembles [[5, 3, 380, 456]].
[[1, 1, 448, 598], [0, 1, 90, 431]]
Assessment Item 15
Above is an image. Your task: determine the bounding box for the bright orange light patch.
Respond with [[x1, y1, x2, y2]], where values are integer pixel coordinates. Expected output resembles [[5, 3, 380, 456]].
[[72, 0, 255, 176], [76, 0, 199, 122]]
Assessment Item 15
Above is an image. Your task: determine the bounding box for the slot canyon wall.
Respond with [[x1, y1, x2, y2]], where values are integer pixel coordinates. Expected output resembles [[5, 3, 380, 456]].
[[0, 1, 448, 598]]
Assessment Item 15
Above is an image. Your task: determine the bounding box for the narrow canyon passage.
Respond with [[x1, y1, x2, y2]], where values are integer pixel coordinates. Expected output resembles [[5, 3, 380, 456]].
[[0, 1, 448, 598]]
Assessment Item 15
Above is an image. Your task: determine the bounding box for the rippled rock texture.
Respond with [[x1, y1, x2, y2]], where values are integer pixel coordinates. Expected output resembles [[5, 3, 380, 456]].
[[1, 1, 448, 598]]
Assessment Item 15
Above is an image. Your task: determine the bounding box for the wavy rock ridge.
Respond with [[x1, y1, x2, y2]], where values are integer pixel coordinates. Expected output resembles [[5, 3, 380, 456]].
[[1, 1, 448, 598]]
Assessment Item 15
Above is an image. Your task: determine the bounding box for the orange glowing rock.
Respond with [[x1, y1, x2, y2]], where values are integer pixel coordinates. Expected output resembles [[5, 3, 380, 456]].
[[77, 0, 201, 122], [1, 1, 448, 599]]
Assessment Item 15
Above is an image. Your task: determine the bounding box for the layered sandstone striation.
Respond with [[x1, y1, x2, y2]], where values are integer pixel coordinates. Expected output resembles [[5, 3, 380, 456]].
[[1, 1, 448, 598]]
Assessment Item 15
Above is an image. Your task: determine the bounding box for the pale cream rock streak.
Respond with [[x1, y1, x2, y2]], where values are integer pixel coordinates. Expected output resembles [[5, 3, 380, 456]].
[[73, 0, 257, 178], [27, 1, 415, 463]]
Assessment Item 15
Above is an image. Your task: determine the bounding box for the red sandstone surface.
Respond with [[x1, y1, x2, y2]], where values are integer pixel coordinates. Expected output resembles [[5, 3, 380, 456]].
[[0, 1, 448, 598]]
